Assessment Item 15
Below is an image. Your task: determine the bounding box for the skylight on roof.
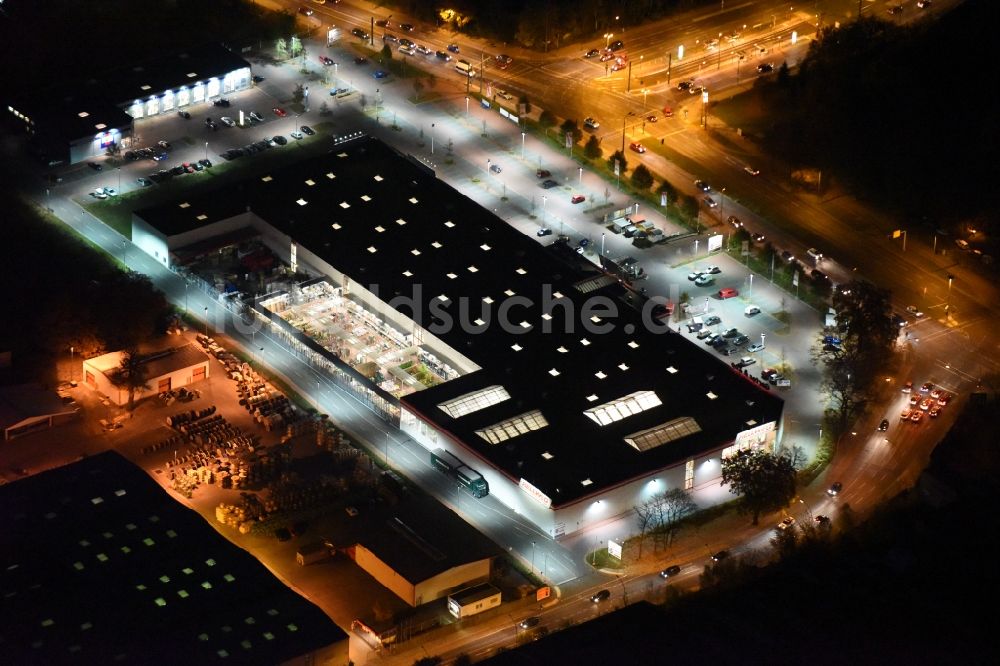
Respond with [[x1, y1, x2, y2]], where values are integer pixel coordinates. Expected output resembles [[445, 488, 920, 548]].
[[94, 123, 106, 130], [590, 315, 602, 323], [587, 394, 599, 402], [326, 172, 335, 179], [432, 241, 442, 248], [374, 175, 384, 181], [520, 321, 532, 329], [474, 318, 485, 326], [186, 72, 197, 78], [91, 497, 103, 505], [410, 197, 419, 203], [468, 266, 479, 273], [196, 214, 208, 221], [542, 313, 552, 321], [446, 272, 457, 279], [78, 111, 90, 118], [438, 385, 511, 418], [178, 202, 190, 209], [445, 221, 455, 228], [403, 270, 413, 277], [481, 244, 492, 251], [476, 410, 549, 445], [140, 85, 151, 91], [584, 390, 662, 426], [618, 363, 629, 371], [483, 296, 494, 304], [624, 416, 702, 452], [541, 451, 554, 460], [396, 218, 407, 226], [707, 391, 718, 400], [581, 338, 591, 346], [296, 198, 308, 206], [557, 346, 568, 353], [594, 371, 608, 379], [361, 194, 371, 201], [411, 248, 421, 256], [628, 341, 640, 349], [438, 294, 449, 301], [666, 366, 678, 374], [516, 268, 527, 275], [375, 225, 385, 232], [548, 368, 560, 376], [581, 479, 593, 486], [553, 291, 564, 299], [511, 343, 522, 351], [331, 223, 342, 230], [367, 246, 377, 253], [505, 289, 515, 297], [339, 201, 350, 208], [261, 175, 273, 182], [305, 179, 315, 186]]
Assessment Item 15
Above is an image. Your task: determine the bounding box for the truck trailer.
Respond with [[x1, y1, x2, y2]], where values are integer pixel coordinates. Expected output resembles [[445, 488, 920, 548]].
[[431, 449, 490, 498]]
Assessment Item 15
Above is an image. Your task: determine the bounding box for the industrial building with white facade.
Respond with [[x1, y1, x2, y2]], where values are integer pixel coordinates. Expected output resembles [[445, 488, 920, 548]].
[[6, 43, 251, 166], [131, 136, 785, 540]]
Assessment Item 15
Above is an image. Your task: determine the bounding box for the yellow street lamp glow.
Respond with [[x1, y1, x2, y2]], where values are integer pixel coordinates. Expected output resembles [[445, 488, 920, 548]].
[[791, 30, 798, 44], [678, 45, 684, 59]]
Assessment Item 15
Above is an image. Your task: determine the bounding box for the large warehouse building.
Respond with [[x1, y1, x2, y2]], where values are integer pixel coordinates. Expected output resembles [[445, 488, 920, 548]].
[[7, 43, 251, 166], [132, 136, 784, 539]]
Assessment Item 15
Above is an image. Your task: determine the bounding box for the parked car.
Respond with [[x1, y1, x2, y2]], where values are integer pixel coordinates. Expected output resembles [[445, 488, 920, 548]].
[[694, 274, 715, 287], [744, 305, 761, 317], [536, 169, 551, 178], [489, 163, 502, 174], [88, 162, 103, 171], [249, 111, 264, 122], [541, 179, 558, 189], [584, 117, 600, 130], [704, 316, 721, 326], [273, 107, 287, 117], [718, 288, 739, 299], [137, 177, 153, 187], [629, 141, 646, 153], [537, 228, 552, 237], [746, 342, 765, 353], [290, 130, 304, 140], [519, 616, 540, 629], [757, 63, 774, 74], [300, 125, 315, 135], [271, 135, 288, 146], [219, 116, 235, 127], [177, 110, 191, 119], [213, 98, 231, 107], [571, 194, 586, 204], [198, 158, 212, 168], [777, 517, 795, 531], [373, 69, 389, 79]]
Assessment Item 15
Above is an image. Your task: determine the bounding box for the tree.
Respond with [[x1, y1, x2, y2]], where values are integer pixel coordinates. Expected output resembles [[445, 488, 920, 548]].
[[584, 134, 602, 159], [631, 164, 654, 190], [538, 109, 557, 128], [109, 346, 149, 412], [769, 523, 799, 559], [679, 194, 699, 220], [413, 658, 442, 666], [454, 656, 473, 666], [721, 448, 797, 525], [607, 149, 628, 174], [560, 118, 582, 144], [659, 179, 678, 204]]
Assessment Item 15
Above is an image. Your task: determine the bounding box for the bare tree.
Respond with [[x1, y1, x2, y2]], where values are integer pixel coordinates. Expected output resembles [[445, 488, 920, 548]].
[[108, 346, 149, 411]]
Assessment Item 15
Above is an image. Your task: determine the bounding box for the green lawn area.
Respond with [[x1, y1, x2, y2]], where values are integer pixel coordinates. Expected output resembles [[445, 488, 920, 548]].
[[84, 134, 341, 239]]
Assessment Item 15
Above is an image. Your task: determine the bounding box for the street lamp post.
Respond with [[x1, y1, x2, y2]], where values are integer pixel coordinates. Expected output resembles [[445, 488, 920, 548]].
[[760, 332, 766, 353], [385, 431, 390, 465], [431, 123, 435, 154], [946, 274, 954, 317], [204, 141, 209, 161], [521, 131, 526, 159], [578, 166, 583, 185], [465, 96, 470, 118], [203, 307, 209, 336], [531, 541, 536, 573], [541, 195, 547, 224], [605, 32, 613, 48], [748, 273, 754, 301], [621, 111, 635, 152]]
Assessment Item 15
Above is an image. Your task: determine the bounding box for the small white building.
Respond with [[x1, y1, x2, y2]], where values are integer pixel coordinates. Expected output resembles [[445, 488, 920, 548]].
[[447, 583, 502, 619], [82, 344, 209, 406], [0, 384, 80, 441]]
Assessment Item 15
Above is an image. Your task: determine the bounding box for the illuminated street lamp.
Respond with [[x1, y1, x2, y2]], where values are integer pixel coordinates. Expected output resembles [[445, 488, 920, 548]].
[[621, 110, 636, 151], [604, 32, 613, 48], [465, 95, 470, 117], [701, 89, 709, 129], [521, 131, 526, 159]]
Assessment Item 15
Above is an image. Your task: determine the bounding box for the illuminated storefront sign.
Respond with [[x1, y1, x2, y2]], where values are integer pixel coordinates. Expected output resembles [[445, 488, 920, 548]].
[[519, 478, 552, 509]]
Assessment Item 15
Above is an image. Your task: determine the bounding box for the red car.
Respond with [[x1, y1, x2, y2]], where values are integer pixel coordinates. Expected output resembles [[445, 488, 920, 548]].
[[571, 195, 585, 204], [718, 288, 739, 299], [628, 141, 646, 153], [663, 106, 674, 117], [273, 107, 287, 117], [319, 56, 335, 66]]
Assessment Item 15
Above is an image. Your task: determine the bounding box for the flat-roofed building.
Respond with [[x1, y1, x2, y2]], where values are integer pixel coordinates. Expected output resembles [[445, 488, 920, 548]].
[[131, 136, 784, 539], [82, 344, 209, 406]]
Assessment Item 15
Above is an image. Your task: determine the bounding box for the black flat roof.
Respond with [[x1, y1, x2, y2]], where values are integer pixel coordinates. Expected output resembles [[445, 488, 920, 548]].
[[0, 452, 345, 664], [9, 44, 249, 141], [135, 136, 784, 507]]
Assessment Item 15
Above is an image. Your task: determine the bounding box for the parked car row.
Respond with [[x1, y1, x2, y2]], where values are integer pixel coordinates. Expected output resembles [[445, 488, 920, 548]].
[[145, 159, 213, 184]]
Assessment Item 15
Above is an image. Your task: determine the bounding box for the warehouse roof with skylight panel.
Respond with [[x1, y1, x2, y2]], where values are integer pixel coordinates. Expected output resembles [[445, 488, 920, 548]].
[[0, 451, 345, 665], [134, 135, 784, 509]]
